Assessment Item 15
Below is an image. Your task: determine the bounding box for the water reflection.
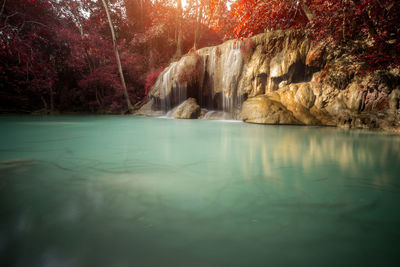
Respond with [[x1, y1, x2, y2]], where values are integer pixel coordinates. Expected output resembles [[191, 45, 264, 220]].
[[219, 125, 400, 184]]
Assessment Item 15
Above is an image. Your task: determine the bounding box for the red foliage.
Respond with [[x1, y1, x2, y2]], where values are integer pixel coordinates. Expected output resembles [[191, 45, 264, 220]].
[[145, 68, 164, 96], [0, 0, 229, 112], [308, 0, 400, 70], [0, 0, 152, 112], [231, 0, 308, 38], [208, 0, 236, 40], [231, 0, 400, 70], [0, 0, 63, 110]]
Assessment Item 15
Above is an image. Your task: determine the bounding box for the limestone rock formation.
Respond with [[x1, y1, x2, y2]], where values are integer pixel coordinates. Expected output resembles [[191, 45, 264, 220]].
[[142, 29, 400, 132], [241, 95, 300, 124], [294, 83, 316, 109], [173, 98, 201, 119]]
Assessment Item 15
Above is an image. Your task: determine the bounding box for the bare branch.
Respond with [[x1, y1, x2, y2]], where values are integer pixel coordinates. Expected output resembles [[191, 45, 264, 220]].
[[4, 12, 19, 25], [25, 20, 49, 28]]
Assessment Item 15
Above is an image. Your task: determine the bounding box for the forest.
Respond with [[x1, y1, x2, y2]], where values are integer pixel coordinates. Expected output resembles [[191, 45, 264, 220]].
[[0, 0, 399, 114]]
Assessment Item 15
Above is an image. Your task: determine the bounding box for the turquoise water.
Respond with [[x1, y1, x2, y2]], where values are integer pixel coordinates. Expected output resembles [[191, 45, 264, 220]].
[[0, 116, 400, 267]]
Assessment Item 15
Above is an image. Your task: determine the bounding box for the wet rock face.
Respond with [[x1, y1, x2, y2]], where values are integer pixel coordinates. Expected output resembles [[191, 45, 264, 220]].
[[173, 98, 201, 119], [144, 29, 400, 132]]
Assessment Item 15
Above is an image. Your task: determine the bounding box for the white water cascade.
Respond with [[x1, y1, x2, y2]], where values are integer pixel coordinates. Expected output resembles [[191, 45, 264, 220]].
[[220, 42, 244, 113], [149, 40, 245, 119]]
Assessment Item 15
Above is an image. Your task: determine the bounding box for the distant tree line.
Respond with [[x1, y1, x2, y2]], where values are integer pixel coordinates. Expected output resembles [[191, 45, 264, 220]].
[[0, 0, 398, 113]]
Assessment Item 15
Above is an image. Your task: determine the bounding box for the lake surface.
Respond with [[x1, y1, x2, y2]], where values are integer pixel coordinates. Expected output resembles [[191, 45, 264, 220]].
[[0, 116, 399, 266]]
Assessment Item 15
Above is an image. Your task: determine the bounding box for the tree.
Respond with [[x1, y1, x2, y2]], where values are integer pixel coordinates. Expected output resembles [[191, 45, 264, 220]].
[[0, 0, 64, 113], [230, 0, 400, 69], [0, 0, 225, 113], [175, 0, 183, 58], [231, 0, 309, 38], [101, 0, 133, 112], [208, 0, 236, 40]]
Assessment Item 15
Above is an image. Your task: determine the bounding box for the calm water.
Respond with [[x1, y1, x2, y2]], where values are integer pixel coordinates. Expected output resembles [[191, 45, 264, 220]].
[[0, 116, 399, 267]]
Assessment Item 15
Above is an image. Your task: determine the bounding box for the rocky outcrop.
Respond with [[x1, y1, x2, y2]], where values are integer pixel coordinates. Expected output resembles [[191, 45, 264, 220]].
[[173, 98, 201, 119], [241, 95, 300, 124], [142, 29, 400, 133]]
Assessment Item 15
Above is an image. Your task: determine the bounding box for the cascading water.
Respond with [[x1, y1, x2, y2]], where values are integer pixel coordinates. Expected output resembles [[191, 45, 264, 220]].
[[151, 40, 245, 119], [159, 60, 188, 111], [220, 42, 243, 114]]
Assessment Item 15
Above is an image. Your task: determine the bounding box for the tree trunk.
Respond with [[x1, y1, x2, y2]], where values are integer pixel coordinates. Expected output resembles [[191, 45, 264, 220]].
[[175, 0, 183, 58], [101, 0, 133, 112], [50, 86, 54, 114], [73, 1, 93, 73], [301, 1, 315, 21], [193, 1, 201, 50], [149, 49, 155, 71], [41, 96, 48, 111], [138, 0, 144, 30]]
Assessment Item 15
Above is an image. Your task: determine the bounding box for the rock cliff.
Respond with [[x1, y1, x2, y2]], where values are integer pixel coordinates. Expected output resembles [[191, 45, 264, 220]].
[[139, 30, 400, 133]]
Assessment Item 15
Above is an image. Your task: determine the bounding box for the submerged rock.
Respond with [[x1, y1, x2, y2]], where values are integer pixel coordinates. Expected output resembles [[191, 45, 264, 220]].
[[174, 98, 201, 119]]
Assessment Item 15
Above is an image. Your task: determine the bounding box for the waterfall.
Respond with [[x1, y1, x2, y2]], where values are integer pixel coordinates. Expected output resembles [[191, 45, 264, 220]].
[[151, 40, 245, 119], [143, 30, 359, 126], [220, 42, 243, 113], [159, 60, 188, 111]]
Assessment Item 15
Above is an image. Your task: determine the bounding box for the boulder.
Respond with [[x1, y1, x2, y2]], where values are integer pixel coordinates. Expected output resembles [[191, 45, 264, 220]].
[[173, 98, 201, 119], [294, 82, 316, 109], [265, 84, 320, 125], [241, 95, 301, 125]]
